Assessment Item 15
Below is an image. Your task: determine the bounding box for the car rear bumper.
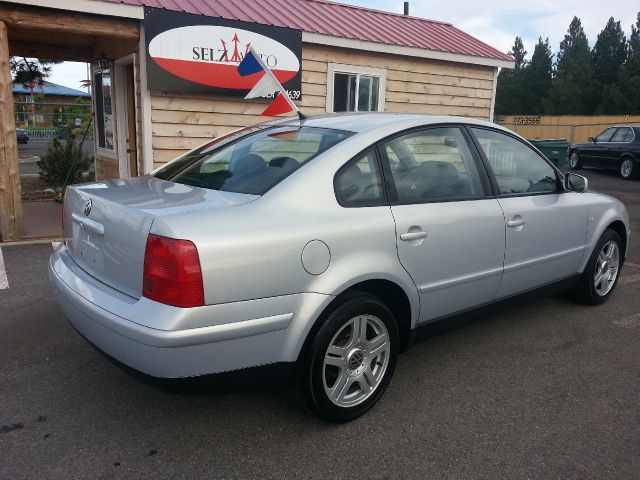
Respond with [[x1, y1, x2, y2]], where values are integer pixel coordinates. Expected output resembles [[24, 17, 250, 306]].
[[50, 245, 332, 378]]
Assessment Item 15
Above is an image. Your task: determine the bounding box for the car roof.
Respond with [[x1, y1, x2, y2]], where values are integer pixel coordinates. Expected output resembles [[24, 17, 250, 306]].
[[268, 112, 508, 136]]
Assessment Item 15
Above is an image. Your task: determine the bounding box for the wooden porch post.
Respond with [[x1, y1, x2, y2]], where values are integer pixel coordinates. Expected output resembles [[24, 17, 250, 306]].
[[0, 20, 23, 241]]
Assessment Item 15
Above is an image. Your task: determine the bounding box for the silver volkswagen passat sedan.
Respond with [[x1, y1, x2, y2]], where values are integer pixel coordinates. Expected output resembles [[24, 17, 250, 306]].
[[50, 114, 630, 422]]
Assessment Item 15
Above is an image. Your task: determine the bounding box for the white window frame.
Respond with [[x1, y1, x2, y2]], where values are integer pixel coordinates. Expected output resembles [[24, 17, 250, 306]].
[[326, 63, 386, 113]]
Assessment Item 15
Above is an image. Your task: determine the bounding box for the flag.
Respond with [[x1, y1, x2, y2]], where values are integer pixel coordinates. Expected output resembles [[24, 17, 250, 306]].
[[237, 48, 302, 118], [261, 94, 293, 116]]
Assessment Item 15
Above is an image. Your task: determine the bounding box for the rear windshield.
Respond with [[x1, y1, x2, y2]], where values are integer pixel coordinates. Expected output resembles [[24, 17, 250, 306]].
[[153, 126, 353, 195]]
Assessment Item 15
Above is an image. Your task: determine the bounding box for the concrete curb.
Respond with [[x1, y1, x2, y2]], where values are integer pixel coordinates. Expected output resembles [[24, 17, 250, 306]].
[[19, 156, 40, 164]]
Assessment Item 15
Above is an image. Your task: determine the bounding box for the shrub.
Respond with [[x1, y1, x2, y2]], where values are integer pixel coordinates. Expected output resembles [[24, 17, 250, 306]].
[[38, 134, 92, 188]]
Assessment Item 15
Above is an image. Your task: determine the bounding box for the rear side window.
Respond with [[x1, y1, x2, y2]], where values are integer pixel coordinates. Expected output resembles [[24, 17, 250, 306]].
[[154, 126, 353, 195], [382, 127, 484, 203], [622, 128, 634, 142], [611, 127, 633, 143], [470, 128, 559, 195], [335, 150, 385, 207]]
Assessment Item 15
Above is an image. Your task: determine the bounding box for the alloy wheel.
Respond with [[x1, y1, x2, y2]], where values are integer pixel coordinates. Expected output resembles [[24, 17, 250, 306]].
[[322, 315, 391, 408], [620, 159, 633, 179], [594, 240, 620, 296], [570, 152, 579, 168]]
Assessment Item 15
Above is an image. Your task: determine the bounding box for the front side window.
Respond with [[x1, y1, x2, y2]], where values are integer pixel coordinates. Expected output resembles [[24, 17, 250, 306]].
[[329, 64, 385, 113], [383, 127, 484, 203], [596, 128, 615, 142], [154, 126, 353, 195], [335, 150, 384, 206], [471, 128, 559, 196]]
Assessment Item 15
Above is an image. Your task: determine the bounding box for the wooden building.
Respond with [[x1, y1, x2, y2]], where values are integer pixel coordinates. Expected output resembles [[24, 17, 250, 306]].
[[0, 0, 513, 241], [13, 81, 91, 126]]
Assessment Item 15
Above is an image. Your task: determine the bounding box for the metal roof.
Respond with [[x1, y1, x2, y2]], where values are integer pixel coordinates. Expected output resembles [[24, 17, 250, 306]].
[[103, 0, 512, 62], [12, 81, 91, 98]]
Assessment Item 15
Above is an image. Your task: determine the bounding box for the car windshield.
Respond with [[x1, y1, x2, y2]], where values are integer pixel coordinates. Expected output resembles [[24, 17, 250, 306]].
[[154, 126, 354, 195]]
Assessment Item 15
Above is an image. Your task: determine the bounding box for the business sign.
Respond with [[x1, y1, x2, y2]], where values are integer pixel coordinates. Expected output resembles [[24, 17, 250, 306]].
[[144, 8, 302, 97]]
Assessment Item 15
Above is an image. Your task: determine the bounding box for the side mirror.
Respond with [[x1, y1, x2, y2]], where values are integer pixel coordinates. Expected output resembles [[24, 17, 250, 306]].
[[587, 137, 596, 143], [565, 173, 588, 193]]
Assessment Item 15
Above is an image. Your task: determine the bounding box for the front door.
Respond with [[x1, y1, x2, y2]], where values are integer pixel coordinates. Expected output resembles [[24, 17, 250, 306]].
[[469, 127, 588, 299], [381, 126, 505, 322], [124, 63, 138, 177], [582, 127, 615, 167], [606, 127, 633, 169], [115, 58, 138, 178]]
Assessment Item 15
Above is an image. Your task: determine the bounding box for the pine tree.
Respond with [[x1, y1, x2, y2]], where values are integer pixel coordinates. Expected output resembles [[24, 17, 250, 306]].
[[592, 17, 628, 113], [631, 13, 640, 55], [618, 12, 640, 114], [543, 17, 594, 114], [495, 37, 527, 115], [522, 37, 553, 114]]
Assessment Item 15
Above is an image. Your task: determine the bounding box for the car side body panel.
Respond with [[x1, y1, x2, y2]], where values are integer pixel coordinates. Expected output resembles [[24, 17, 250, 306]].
[[578, 192, 631, 271], [49, 114, 631, 379]]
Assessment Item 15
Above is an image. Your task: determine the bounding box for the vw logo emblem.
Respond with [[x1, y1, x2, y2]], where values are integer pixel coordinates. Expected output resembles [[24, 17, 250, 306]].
[[83, 198, 92, 216], [348, 349, 364, 370]]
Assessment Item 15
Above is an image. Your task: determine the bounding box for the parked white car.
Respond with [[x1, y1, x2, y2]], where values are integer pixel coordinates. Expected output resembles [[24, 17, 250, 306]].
[[50, 114, 630, 421]]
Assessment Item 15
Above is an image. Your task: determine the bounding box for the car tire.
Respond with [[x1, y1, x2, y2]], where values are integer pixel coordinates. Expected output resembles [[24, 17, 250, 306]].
[[619, 157, 636, 180], [301, 291, 399, 422], [574, 229, 623, 305], [569, 150, 582, 170]]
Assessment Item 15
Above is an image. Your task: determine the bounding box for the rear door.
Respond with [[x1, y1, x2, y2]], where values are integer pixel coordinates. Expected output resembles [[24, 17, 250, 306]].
[[607, 127, 633, 169], [468, 127, 588, 299], [380, 126, 505, 322]]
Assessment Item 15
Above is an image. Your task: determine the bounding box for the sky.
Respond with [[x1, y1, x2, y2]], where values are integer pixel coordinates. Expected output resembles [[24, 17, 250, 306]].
[[46, 0, 639, 90]]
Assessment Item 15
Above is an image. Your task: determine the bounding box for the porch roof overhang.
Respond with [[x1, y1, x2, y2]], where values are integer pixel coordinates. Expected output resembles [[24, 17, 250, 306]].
[[0, 2, 140, 62]]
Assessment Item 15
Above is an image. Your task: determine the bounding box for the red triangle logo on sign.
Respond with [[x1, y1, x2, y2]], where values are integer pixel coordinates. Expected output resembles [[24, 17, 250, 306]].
[[261, 93, 294, 116]]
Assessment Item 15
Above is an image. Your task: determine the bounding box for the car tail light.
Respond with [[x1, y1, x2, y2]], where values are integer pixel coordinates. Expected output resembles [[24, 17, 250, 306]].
[[143, 234, 204, 308]]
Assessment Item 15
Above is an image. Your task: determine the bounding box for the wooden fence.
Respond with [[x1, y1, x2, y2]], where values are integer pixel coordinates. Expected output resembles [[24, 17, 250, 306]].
[[494, 115, 640, 145]]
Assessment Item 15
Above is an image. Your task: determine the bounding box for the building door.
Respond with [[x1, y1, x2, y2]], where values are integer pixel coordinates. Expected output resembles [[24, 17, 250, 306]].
[[115, 56, 138, 178], [124, 63, 138, 177]]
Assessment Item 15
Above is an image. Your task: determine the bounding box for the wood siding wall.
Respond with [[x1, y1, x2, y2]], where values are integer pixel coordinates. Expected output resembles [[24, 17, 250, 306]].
[[148, 44, 496, 168]]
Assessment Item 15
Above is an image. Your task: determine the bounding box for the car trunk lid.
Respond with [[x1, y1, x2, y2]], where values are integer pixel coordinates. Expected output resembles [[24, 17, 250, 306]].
[[64, 175, 257, 299]]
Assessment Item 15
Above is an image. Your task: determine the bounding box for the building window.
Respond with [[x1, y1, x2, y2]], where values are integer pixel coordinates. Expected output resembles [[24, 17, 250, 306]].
[[327, 64, 386, 113], [94, 68, 114, 151]]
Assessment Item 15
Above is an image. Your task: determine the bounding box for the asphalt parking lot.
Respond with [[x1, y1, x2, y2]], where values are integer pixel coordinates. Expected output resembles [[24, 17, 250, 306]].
[[1, 169, 639, 479]]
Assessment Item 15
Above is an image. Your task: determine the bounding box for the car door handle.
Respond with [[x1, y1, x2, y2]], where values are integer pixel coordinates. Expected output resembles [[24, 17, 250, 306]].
[[506, 217, 526, 228], [400, 231, 428, 241]]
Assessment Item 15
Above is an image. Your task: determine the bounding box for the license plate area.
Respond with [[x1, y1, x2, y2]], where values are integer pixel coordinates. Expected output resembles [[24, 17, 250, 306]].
[[71, 212, 105, 270]]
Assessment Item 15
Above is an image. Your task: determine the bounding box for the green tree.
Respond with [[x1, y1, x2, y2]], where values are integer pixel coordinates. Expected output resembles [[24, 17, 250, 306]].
[[495, 37, 527, 115], [592, 17, 628, 113], [522, 37, 553, 114], [631, 13, 640, 55], [544, 17, 594, 114], [618, 12, 640, 113], [11, 57, 60, 126]]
